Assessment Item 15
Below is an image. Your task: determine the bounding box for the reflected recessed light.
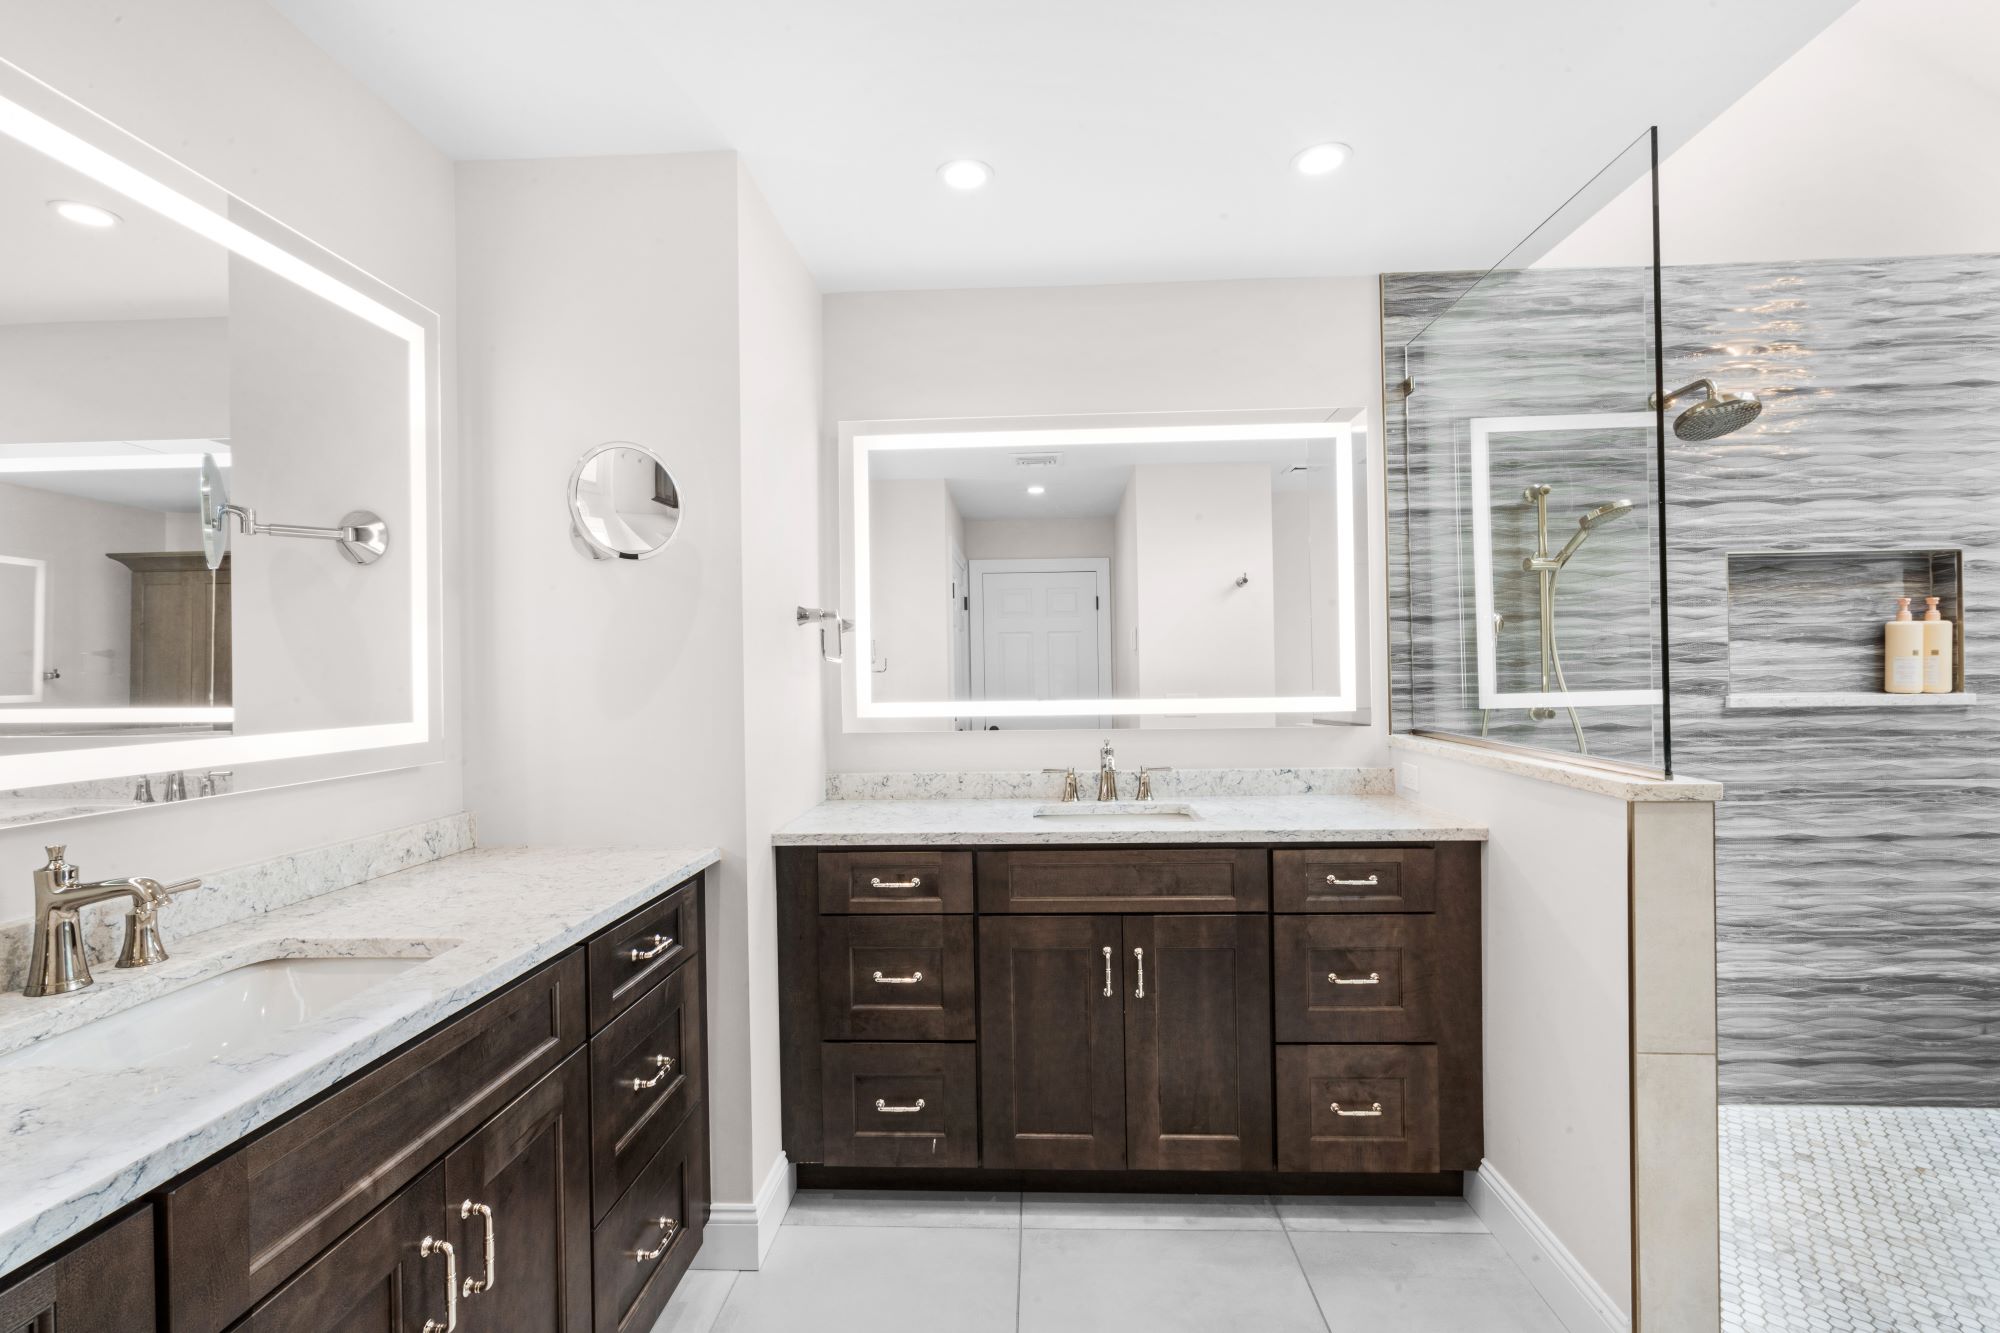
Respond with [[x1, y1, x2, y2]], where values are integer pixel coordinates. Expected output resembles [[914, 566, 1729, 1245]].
[[1026, 484, 1046, 496], [939, 159, 993, 191], [1291, 142, 1351, 177], [48, 199, 120, 228]]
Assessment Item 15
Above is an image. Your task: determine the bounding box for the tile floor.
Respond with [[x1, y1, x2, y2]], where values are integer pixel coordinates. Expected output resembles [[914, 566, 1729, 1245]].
[[1721, 1105, 2000, 1333], [651, 1190, 1565, 1333]]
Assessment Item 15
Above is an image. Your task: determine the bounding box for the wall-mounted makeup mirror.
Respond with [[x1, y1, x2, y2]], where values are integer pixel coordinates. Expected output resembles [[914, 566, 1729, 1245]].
[[840, 409, 1371, 732], [0, 56, 441, 825], [569, 442, 682, 561]]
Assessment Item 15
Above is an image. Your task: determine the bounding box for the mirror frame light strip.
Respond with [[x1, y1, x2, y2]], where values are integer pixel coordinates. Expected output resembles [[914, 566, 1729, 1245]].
[[0, 78, 434, 789], [851, 418, 1361, 720], [1468, 413, 1663, 711]]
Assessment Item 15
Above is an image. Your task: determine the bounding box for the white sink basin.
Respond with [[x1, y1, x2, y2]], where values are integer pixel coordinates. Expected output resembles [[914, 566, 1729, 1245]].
[[0, 956, 427, 1074], [1032, 801, 1197, 819]]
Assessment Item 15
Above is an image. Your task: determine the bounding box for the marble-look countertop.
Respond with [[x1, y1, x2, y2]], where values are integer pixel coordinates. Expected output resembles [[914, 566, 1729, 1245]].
[[772, 793, 1485, 845], [0, 844, 718, 1281]]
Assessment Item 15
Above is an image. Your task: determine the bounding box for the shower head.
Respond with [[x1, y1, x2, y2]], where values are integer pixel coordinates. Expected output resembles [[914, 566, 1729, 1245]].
[[1578, 499, 1634, 530], [1650, 378, 1763, 441]]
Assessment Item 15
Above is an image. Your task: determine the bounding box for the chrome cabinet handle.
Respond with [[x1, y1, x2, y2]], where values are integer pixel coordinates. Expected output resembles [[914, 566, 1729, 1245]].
[[631, 1217, 679, 1263], [1331, 1101, 1384, 1117], [875, 1097, 926, 1114], [460, 1201, 496, 1297], [1102, 945, 1113, 997], [1133, 946, 1145, 999], [627, 934, 675, 962], [629, 1054, 675, 1091], [871, 969, 924, 985], [1327, 971, 1381, 985], [419, 1236, 458, 1332], [1326, 873, 1381, 887], [869, 876, 923, 890]]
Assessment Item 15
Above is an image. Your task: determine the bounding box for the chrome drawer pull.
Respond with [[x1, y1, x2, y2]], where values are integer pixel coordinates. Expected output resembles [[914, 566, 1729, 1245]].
[[871, 970, 924, 985], [1102, 945, 1113, 997], [631, 1217, 679, 1263], [460, 1200, 496, 1297], [1327, 971, 1381, 985], [1326, 873, 1381, 887], [869, 876, 923, 890], [1331, 1101, 1384, 1117], [419, 1236, 458, 1332], [1133, 946, 1145, 999], [627, 934, 675, 962], [629, 1054, 675, 1091], [875, 1097, 926, 1114]]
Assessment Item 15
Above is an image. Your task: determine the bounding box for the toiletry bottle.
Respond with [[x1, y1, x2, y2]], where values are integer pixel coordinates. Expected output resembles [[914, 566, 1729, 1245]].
[[1885, 597, 1923, 694], [1921, 595, 1955, 694]]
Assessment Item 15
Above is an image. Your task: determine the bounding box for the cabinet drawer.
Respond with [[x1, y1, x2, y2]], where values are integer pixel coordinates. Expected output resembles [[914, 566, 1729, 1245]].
[[976, 848, 1268, 913], [1273, 848, 1435, 913], [818, 916, 976, 1040], [588, 875, 702, 1032], [163, 951, 585, 1333], [818, 851, 973, 913], [591, 955, 704, 1223], [0, 1207, 154, 1333], [1277, 1045, 1439, 1173], [1274, 915, 1437, 1043], [592, 1104, 707, 1333], [821, 1042, 980, 1168]]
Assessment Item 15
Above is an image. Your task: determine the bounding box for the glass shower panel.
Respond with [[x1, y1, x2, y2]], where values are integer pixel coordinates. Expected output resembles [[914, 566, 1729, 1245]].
[[1390, 128, 1671, 774]]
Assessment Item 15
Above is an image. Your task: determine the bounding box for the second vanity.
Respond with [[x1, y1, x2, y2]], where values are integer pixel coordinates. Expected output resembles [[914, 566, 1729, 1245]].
[[774, 778, 1488, 1190]]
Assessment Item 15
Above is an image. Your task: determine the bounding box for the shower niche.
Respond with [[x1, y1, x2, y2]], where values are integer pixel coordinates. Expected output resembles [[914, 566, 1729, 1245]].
[[1724, 548, 1972, 707]]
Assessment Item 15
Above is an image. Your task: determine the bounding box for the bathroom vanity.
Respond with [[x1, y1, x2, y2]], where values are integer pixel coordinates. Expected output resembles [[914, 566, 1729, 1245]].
[[774, 795, 1485, 1190]]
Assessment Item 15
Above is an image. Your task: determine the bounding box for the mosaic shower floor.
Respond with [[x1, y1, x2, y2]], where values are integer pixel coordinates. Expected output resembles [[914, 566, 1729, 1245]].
[[1722, 1105, 2000, 1332]]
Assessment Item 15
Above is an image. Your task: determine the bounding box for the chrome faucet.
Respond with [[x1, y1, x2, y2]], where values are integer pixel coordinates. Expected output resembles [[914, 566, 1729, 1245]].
[[1096, 739, 1119, 802], [162, 771, 188, 802], [24, 846, 201, 997], [1043, 767, 1081, 802], [1135, 766, 1172, 801]]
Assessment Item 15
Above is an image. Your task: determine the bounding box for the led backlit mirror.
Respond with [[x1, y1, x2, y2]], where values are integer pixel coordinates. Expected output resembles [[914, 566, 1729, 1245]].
[[569, 443, 682, 561]]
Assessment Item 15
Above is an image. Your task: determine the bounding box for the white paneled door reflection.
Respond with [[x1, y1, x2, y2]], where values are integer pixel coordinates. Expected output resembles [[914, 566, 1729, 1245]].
[[970, 560, 1109, 729]]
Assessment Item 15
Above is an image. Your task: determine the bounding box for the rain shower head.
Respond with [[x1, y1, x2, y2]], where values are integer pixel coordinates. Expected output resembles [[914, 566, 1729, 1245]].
[[1650, 378, 1763, 441], [1578, 499, 1634, 530]]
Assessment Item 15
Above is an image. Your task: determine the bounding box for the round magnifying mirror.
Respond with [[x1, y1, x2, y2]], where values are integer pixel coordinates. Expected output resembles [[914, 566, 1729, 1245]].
[[568, 442, 681, 561], [199, 452, 230, 570]]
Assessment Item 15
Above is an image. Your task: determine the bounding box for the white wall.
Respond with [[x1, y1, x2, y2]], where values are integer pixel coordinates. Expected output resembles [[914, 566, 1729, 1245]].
[[0, 318, 228, 443], [1544, 0, 2000, 267], [961, 515, 1115, 561], [868, 479, 958, 708], [0, 0, 460, 922], [823, 276, 1387, 770]]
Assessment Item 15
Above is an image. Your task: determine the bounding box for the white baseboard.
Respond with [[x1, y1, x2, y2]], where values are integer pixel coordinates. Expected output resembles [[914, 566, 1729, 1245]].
[[1466, 1161, 1631, 1333], [694, 1152, 795, 1271]]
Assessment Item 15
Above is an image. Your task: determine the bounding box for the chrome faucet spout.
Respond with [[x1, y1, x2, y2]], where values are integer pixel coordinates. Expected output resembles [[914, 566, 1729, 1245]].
[[1096, 739, 1119, 802], [23, 847, 201, 997]]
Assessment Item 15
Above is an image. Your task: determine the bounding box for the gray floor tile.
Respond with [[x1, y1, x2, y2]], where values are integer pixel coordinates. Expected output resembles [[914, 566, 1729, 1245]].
[[648, 1269, 735, 1333], [1022, 1191, 1280, 1230], [712, 1225, 1019, 1333], [1019, 1228, 1328, 1333], [1290, 1232, 1564, 1333], [1276, 1194, 1486, 1233], [784, 1188, 1021, 1229]]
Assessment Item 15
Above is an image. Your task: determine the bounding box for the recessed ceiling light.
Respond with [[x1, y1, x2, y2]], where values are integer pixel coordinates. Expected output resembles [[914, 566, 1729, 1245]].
[[1291, 142, 1352, 177], [48, 199, 121, 228], [1026, 484, 1046, 496], [939, 159, 993, 191]]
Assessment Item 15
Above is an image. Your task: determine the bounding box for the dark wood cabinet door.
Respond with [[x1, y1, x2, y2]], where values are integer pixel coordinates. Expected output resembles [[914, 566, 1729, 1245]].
[[0, 1208, 154, 1333], [232, 1165, 450, 1333], [978, 915, 1125, 1169], [444, 1051, 593, 1333], [1124, 915, 1273, 1171]]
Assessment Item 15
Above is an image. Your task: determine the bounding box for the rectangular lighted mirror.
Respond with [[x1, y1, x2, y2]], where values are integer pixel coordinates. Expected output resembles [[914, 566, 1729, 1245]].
[[0, 59, 440, 818], [841, 409, 1370, 731]]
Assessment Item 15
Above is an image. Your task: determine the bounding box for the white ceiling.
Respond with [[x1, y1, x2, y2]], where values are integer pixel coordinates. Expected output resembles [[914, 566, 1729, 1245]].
[[266, 0, 1857, 292], [0, 442, 228, 513], [873, 437, 1320, 519]]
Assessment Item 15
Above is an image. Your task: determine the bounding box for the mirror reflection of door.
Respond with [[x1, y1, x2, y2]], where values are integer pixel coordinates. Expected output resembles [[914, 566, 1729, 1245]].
[[968, 558, 1110, 729], [948, 544, 971, 731]]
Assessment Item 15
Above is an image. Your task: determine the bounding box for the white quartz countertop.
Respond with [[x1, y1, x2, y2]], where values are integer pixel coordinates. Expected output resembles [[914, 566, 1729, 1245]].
[[772, 794, 1486, 845], [0, 843, 718, 1281]]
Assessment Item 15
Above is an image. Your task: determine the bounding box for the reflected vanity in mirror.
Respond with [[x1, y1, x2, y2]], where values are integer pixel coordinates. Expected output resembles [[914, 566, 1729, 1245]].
[[0, 56, 441, 826], [568, 442, 682, 560], [841, 410, 1370, 731]]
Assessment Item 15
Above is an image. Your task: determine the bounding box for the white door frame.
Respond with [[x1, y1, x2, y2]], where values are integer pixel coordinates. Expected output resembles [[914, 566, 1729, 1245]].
[[967, 557, 1113, 728]]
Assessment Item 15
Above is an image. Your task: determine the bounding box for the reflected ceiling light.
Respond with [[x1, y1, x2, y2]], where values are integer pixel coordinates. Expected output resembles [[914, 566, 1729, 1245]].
[[1025, 484, 1046, 496], [1290, 142, 1351, 177], [938, 159, 993, 191], [48, 198, 119, 227]]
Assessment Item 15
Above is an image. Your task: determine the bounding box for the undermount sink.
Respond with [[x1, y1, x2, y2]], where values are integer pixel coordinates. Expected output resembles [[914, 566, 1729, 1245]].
[[0, 956, 427, 1074], [1032, 801, 1197, 819]]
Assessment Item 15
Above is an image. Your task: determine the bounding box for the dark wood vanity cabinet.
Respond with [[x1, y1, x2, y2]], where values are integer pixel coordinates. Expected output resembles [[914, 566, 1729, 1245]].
[[779, 844, 1479, 1191], [0, 1209, 155, 1333]]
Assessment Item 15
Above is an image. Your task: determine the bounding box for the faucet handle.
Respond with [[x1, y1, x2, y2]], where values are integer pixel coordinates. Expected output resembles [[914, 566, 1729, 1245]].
[[44, 845, 65, 864], [116, 877, 201, 970]]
